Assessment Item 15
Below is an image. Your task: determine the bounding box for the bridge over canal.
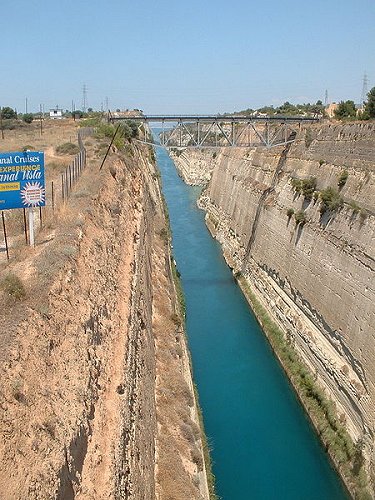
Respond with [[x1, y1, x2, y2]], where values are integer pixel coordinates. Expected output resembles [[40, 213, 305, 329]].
[[110, 114, 320, 149]]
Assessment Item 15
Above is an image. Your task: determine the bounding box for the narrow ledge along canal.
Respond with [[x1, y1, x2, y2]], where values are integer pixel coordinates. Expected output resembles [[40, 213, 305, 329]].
[[154, 140, 349, 500]]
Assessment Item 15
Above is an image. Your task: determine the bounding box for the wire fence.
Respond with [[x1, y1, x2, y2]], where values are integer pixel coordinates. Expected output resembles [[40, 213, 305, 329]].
[[60, 127, 93, 203]]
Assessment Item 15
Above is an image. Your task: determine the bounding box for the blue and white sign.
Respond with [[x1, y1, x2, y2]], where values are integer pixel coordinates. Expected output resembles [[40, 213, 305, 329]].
[[0, 151, 45, 210]]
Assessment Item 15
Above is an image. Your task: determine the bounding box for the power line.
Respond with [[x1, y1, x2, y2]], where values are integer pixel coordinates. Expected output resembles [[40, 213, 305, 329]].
[[82, 83, 88, 113], [361, 73, 368, 105]]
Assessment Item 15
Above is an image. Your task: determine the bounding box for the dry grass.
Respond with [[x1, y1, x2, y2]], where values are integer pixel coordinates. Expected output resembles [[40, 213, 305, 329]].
[[0, 119, 105, 362], [1, 273, 26, 300], [56, 142, 80, 155]]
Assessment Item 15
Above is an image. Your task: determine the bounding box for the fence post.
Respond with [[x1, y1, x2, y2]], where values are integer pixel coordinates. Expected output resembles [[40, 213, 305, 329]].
[[66, 170, 69, 199], [51, 181, 55, 213]]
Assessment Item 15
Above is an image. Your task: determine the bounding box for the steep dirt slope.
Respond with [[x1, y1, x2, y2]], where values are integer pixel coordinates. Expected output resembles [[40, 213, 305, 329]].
[[0, 137, 208, 499]]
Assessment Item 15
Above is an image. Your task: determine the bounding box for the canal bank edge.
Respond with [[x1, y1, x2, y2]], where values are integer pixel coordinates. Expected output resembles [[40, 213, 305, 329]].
[[155, 173, 214, 499], [235, 274, 369, 499]]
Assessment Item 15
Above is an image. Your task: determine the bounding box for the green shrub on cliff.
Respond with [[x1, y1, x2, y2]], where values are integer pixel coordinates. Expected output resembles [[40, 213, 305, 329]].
[[338, 170, 349, 188], [294, 210, 306, 225], [348, 200, 360, 214], [305, 129, 313, 147], [286, 208, 294, 218], [290, 177, 316, 200], [290, 177, 302, 193], [319, 187, 343, 214], [301, 177, 317, 200]]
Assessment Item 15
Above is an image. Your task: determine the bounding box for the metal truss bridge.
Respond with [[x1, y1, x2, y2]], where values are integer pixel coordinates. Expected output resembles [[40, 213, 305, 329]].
[[110, 114, 319, 149]]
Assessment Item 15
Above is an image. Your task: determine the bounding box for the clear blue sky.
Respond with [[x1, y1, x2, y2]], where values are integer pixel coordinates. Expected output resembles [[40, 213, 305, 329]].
[[1, 0, 374, 114]]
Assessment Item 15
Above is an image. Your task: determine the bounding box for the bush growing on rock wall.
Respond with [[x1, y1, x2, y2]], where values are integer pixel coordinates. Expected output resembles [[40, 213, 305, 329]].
[[319, 187, 343, 214], [286, 208, 294, 218], [348, 200, 360, 214], [290, 177, 316, 200], [294, 210, 306, 225], [301, 177, 317, 200], [123, 120, 139, 139], [338, 170, 349, 188], [290, 177, 302, 193], [359, 209, 368, 222], [305, 129, 313, 148], [190, 446, 204, 471]]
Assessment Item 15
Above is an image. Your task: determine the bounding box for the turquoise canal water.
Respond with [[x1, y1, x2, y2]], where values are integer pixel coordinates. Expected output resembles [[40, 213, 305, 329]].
[[154, 141, 349, 500]]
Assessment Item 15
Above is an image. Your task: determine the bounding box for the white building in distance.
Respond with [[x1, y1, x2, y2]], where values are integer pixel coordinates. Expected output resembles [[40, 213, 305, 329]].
[[49, 108, 63, 119]]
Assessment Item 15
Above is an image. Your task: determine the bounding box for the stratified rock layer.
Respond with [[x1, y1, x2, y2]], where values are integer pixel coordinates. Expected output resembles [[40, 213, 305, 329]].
[[188, 122, 375, 483]]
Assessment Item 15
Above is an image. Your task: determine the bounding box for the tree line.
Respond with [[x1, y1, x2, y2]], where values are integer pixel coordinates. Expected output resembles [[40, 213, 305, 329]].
[[233, 86, 375, 120], [334, 87, 375, 119]]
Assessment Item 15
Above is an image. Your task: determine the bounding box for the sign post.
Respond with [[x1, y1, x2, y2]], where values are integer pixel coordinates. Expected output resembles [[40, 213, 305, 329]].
[[0, 151, 45, 248], [28, 208, 35, 247]]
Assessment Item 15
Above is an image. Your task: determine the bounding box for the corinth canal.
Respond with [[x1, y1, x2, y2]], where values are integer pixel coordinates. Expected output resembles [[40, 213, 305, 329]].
[[154, 139, 349, 500]]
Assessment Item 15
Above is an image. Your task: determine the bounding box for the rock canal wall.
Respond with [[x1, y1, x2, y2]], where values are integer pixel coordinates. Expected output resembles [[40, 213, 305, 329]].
[[175, 122, 375, 485]]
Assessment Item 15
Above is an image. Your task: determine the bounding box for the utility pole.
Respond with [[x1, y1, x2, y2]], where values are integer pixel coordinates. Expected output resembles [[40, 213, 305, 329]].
[[324, 90, 328, 107], [25, 97, 28, 114], [39, 104, 43, 136], [82, 84, 88, 113], [361, 73, 368, 106], [105, 96, 109, 113]]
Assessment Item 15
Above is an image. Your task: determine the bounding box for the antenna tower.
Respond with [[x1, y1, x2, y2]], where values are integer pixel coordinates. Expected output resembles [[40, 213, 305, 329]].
[[361, 73, 368, 105], [82, 84, 88, 113]]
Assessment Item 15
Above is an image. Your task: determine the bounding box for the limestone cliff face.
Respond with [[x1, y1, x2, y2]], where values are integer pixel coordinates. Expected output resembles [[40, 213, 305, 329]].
[[169, 149, 217, 185], [0, 142, 208, 499], [181, 122, 375, 477]]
